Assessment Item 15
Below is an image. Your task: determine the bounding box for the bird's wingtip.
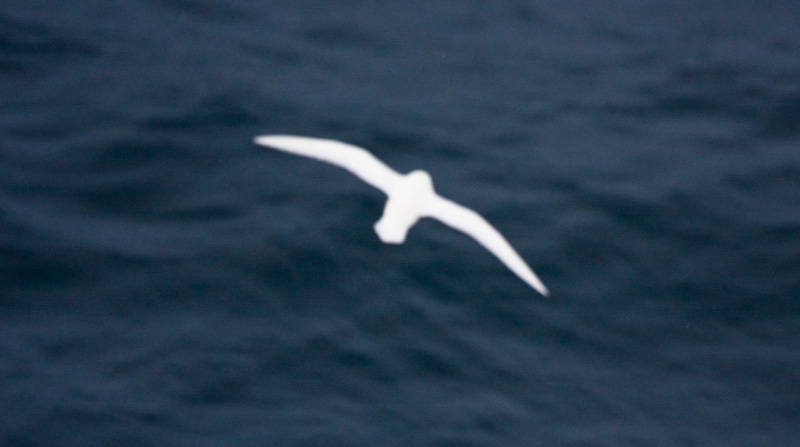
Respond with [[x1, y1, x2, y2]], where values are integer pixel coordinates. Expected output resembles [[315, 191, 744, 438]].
[[254, 135, 279, 146], [528, 278, 550, 297]]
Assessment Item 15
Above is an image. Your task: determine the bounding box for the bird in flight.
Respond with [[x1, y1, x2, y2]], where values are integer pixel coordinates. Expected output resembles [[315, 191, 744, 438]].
[[254, 135, 549, 296]]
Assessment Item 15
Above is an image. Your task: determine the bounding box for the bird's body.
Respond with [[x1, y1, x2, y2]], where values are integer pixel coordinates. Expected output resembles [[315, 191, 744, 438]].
[[373, 170, 433, 244], [254, 135, 549, 296]]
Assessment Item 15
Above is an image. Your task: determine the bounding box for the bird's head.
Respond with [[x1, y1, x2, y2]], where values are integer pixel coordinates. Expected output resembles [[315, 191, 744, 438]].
[[406, 170, 434, 193]]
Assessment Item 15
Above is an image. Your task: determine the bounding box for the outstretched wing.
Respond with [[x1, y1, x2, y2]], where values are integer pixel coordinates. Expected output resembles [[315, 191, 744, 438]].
[[254, 135, 402, 194], [424, 195, 549, 296]]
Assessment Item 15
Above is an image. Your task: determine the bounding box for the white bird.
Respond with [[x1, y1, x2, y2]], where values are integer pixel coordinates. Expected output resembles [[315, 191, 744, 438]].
[[254, 135, 549, 296]]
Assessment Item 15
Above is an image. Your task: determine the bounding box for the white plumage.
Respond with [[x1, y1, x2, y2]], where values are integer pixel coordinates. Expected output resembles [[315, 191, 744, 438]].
[[254, 135, 549, 296]]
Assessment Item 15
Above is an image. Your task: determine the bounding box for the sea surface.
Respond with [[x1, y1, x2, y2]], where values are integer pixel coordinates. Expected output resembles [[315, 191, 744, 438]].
[[2, 1, 799, 446]]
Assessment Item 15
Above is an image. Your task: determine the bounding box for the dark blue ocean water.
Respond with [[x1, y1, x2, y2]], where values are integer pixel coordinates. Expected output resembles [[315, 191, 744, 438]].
[[2, 1, 799, 445]]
